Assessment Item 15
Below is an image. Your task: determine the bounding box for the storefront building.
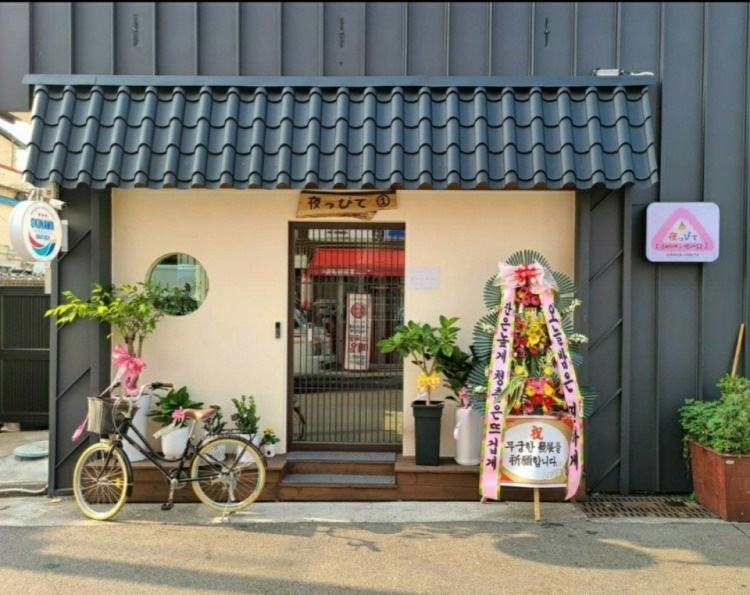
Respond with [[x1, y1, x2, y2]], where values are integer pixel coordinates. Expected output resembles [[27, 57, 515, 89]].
[[0, 2, 745, 497]]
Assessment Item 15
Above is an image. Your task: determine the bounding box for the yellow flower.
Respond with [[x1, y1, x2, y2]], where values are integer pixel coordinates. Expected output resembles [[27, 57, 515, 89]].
[[514, 365, 525, 375], [417, 372, 441, 391], [543, 384, 555, 396]]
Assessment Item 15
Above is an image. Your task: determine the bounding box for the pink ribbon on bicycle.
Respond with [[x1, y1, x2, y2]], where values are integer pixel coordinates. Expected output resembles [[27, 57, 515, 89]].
[[111, 344, 146, 396]]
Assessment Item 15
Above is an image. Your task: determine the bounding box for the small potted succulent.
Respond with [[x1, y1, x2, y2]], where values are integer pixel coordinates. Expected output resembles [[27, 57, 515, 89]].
[[260, 427, 280, 458]]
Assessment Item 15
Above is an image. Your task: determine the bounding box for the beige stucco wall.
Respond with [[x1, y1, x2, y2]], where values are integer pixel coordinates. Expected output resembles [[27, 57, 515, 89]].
[[112, 189, 575, 456]]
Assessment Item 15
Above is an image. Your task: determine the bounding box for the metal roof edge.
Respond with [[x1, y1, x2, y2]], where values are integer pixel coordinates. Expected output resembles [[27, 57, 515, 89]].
[[22, 73, 657, 89]]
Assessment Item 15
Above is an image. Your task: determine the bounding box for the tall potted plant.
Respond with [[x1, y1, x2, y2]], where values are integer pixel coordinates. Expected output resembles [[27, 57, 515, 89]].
[[679, 374, 750, 522], [46, 281, 169, 460], [377, 315, 464, 466]]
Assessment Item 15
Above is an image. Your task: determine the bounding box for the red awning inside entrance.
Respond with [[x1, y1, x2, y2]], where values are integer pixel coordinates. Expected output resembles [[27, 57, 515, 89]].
[[307, 248, 404, 277]]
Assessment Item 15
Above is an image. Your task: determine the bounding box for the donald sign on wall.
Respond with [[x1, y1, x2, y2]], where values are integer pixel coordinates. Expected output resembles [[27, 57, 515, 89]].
[[8, 199, 63, 262]]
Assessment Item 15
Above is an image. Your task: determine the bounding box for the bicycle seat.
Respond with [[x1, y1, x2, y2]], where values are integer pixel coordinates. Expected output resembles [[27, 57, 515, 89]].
[[183, 407, 217, 422]]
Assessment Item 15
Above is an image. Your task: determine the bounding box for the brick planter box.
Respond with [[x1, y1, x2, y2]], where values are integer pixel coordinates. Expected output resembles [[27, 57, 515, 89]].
[[688, 440, 750, 522]]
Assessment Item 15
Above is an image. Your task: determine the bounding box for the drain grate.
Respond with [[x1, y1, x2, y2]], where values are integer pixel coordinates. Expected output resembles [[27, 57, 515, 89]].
[[576, 493, 719, 519]]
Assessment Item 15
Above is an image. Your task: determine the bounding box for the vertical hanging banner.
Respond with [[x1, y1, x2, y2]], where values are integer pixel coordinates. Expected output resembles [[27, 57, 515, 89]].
[[479, 256, 586, 502], [344, 293, 372, 371]]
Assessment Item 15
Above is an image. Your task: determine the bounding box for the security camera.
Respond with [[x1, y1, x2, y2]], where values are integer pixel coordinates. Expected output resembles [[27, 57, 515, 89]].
[[48, 198, 67, 210]]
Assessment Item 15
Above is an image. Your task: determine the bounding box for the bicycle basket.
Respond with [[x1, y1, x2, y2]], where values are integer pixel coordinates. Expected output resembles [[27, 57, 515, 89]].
[[86, 396, 130, 434]]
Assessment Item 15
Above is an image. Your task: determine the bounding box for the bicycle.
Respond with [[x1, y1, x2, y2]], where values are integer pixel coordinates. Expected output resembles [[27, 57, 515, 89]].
[[72, 374, 267, 521]]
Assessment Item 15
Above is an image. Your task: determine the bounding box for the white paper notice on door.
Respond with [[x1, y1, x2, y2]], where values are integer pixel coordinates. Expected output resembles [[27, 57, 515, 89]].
[[406, 266, 439, 290]]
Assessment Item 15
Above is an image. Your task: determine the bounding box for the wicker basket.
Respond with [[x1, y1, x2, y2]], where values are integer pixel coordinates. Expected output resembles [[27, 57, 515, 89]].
[[86, 396, 130, 434]]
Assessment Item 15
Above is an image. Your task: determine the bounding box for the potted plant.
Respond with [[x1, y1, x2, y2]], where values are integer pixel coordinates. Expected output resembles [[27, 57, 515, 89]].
[[231, 394, 261, 446], [148, 386, 204, 459], [679, 374, 750, 521], [437, 346, 482, 465], [260, 427, 280, 458], [46, 281, 170, 461], [46, 281, 168, 359], [203, 404, 228, 460], [377, 315, 464, 466]]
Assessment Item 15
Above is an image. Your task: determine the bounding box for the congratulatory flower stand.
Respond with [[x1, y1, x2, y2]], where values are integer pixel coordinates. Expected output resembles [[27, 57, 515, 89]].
[[469, 250, 595, 520]]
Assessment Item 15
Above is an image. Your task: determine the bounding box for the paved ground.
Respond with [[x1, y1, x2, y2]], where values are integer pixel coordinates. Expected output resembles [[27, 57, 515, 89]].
[[1, 428, 749, 593]]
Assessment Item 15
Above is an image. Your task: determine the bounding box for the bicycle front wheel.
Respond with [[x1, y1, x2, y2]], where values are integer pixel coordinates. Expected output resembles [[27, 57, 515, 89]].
[[72, 441, 129, 521], [190, 436, 266, 513]]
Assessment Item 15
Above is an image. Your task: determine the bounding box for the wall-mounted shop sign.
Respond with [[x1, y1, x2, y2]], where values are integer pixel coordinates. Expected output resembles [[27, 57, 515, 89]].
[[646, 202, 719, 262], [8, 200, 63, 261], [297, 190, 397, 220]]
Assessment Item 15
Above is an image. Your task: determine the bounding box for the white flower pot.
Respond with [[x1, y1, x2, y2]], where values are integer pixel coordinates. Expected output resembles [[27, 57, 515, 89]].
[[453, 406, 482, 466], [122, 393, 151, 462], [262, 443, 276, 458], [161, 425, 190, 459], [236, 433, 259, 462], [207, 440, 226, 461]]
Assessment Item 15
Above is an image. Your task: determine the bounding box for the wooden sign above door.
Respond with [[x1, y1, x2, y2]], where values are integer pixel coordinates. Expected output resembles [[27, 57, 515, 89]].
[[297, 190, 397, 220]]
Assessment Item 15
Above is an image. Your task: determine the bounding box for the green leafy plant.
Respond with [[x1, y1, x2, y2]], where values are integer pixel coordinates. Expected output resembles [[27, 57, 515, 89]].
[[260, 427, 280, 446], [376, 315, 464, 405], [435, 345, 475, 407], [147, 386, 204, 428], [45, 281, 168, 358], [680, 374, 750, 457], [153, 283, 199, 316], [231, 394, 261, 435], [203, 404, 227, 435]]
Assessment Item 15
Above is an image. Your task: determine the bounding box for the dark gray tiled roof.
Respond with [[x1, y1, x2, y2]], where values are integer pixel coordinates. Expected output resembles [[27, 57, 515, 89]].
[[23, 77, 658, 191]]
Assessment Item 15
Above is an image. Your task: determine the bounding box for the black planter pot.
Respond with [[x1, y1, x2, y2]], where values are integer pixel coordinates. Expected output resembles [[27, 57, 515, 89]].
[[411, 399, 445, 466]]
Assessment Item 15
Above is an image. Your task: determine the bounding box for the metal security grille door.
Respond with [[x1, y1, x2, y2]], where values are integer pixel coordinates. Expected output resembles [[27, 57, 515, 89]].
[[0, 284, 50, 427], [289, 223, 405, 450]]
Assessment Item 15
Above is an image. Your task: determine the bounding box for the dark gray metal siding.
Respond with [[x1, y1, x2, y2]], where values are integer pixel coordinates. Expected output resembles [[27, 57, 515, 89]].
[[48, 189, 112, 494], [3, 1, 749, 494]]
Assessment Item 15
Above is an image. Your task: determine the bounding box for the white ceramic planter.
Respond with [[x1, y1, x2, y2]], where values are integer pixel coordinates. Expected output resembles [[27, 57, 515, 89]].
[[122, 393, 151, 462], [161, 425, 190, 459], [207, 440, 226, 462], [453, 406, 483, 465], [236, 433, 259, 462], [262, 443, 276, 458]]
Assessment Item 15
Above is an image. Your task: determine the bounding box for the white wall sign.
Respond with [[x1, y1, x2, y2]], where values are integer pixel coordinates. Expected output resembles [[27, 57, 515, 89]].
[[646, 202, 720, 263], [8, 200, 63, 262]]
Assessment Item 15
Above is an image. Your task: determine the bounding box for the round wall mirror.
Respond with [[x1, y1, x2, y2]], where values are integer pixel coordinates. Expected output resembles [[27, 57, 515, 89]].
[[147, 253, 209, 316]]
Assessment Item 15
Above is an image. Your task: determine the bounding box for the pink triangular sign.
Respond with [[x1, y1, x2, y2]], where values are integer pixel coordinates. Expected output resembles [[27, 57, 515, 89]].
[[651, 207, 715, 251]]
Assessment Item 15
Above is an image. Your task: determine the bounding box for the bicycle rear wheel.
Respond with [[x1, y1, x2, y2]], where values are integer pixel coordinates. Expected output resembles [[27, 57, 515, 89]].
[[190, 436, 266, 513], [72, 441, 129, 521]]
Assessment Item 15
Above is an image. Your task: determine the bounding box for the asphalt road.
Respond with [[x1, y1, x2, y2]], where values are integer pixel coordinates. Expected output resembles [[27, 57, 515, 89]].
[[0, 498, 748, 594]]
